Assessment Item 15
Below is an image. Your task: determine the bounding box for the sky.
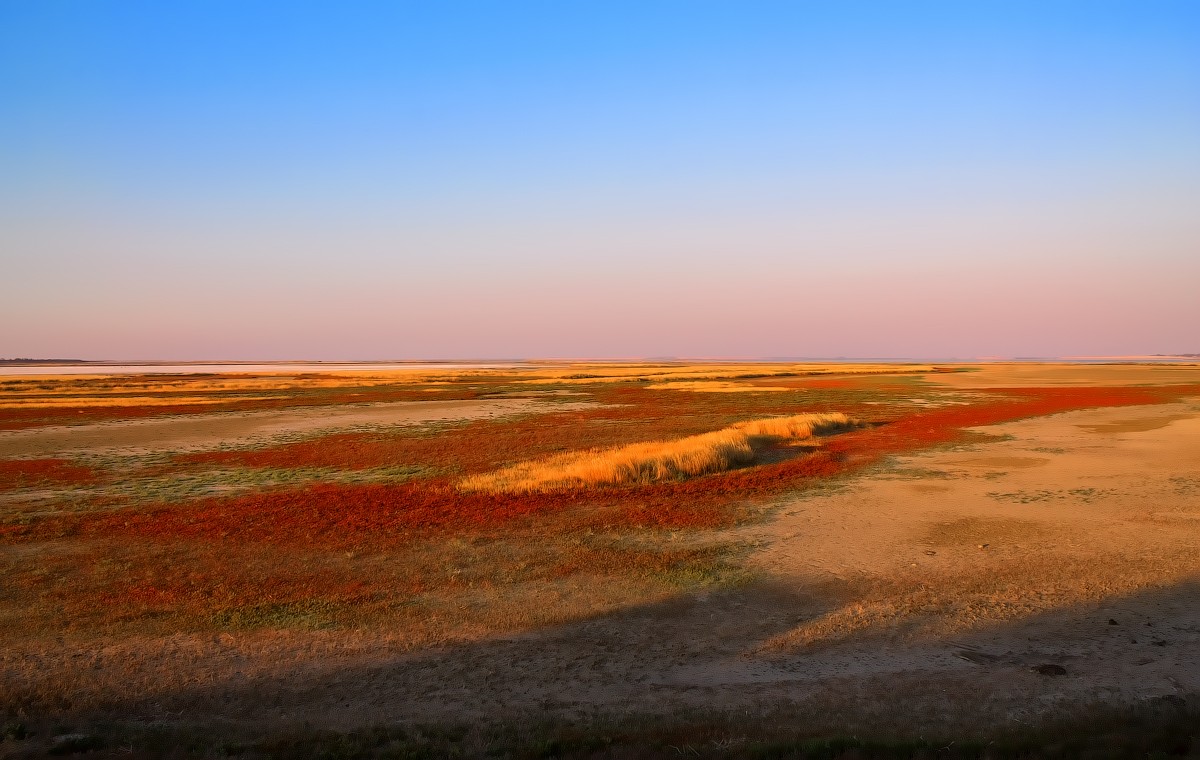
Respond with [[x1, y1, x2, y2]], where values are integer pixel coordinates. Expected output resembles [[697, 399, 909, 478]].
[[2, 1, 1198, 360]]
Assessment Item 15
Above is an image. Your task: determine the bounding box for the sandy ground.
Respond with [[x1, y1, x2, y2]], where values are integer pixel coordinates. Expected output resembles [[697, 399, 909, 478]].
[[0, 398, 593, 458], [8, 397, 1199, 734]]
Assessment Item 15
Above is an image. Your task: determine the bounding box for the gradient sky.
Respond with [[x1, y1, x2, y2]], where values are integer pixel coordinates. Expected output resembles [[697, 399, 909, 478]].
[[2, 1, 1198, 360]]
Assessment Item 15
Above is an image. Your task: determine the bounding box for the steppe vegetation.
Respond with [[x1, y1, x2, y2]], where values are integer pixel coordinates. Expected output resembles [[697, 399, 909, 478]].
[[2, 361, 1200, 755], [460, 412, 857, 493]]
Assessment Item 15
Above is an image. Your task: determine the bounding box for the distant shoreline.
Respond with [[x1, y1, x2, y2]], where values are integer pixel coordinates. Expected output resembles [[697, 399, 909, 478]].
[[1, 356, 1197, 377], [3, 356, 1197, 367]]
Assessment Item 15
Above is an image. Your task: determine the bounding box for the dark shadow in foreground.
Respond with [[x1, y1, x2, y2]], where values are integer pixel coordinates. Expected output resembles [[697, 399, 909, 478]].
[[4, 576, 1199, 756]]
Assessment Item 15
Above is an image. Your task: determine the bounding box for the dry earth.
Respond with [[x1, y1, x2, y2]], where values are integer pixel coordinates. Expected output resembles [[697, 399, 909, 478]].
[[9, 390, 1197, 737]]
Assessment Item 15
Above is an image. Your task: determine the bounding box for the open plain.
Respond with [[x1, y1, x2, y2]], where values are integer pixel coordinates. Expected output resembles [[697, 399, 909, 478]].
[[2, 361, 1199, 756]]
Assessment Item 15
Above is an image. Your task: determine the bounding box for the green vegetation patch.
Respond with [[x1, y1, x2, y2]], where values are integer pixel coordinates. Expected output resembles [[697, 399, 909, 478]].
[[986, 487, 1117, 505], [0, 462, 433, 517], [208, 599, 348, 631]]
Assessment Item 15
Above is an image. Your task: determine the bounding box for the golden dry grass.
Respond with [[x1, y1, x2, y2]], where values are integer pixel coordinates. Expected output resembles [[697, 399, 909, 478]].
[[732, 413, 855, 439], [460, 412, 857, 494]]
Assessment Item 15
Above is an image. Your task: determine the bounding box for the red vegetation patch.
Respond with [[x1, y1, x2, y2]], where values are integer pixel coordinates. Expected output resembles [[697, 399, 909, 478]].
[[170, 385, 830, 474], [173, 432, 421, 471], [30, 482, 555, 547], [547, 544, 732, 578], [0, 386, 484, 431], [0, 401, 242, 431], [5, 477, 752, 548], [0, 457, 100, 491], [97, 563, 379, 619], [5, 385, 1192, 549], [6, 540, 392, 631], [833, 385, 1166, 453]]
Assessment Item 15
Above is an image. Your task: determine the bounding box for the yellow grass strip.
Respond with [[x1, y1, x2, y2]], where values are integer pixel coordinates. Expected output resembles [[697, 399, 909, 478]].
[[460, 412, 858, 494], [732, 413, 854, 439]]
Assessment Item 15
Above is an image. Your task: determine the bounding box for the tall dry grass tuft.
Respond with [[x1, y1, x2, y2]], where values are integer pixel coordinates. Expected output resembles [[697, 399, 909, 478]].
[[732, 412, 855, 440], [459, 412, 858, 494]]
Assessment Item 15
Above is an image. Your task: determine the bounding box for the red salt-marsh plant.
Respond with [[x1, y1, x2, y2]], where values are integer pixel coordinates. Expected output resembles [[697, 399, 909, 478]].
[[169, 384, 834, 474], [0, 382, 487, 431], [3, 537, 394, 635], [4, 376, 1198, 668], [458, 413, 858, 493], [11, 368, 1200, 706], [6, 384, 1185, 550], [0, 457, 101, 490]]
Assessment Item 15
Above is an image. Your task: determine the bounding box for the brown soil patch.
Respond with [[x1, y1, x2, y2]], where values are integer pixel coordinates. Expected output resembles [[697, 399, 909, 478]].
[[906, 483, 952, 493], [920, 516, 1053, 547], [746, 401, 1200, 695], [1076, 413, 1195, 434], [948, 456, 1050, 468]]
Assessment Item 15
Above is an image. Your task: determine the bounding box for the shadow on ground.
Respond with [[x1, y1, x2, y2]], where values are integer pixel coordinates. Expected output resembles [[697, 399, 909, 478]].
[[8, 575, 1199, 751]]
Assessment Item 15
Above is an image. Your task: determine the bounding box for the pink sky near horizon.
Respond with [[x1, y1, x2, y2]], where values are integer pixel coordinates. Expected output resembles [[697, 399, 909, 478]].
[[5, 180, 1199, 361], [7, 169, 1199, 361], [3, 2, 1198, 361]]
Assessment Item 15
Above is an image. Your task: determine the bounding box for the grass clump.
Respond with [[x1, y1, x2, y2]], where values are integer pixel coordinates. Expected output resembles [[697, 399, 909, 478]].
[[460, 413, 857, 494]]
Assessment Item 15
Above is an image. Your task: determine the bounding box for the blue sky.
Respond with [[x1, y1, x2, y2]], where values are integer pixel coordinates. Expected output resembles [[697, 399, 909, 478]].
[[2, 1, 1198, 359]]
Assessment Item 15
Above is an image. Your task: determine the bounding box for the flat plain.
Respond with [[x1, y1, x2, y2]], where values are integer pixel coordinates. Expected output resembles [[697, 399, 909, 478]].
[[2, 361, 1199, 756]]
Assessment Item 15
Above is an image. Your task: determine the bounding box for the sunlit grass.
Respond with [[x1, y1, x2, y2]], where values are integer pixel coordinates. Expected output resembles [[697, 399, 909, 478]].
[[460, 412, 858, 493]]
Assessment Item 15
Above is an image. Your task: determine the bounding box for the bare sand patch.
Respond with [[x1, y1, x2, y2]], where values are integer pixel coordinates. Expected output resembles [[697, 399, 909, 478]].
[[1076, 413, 1195, 434], [734, 399, 1200, 712], [906, 483, 952, 493], [0, 398, 595, 457], [755, 400, 1200, 590], [946, 456, 1050, 469]]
